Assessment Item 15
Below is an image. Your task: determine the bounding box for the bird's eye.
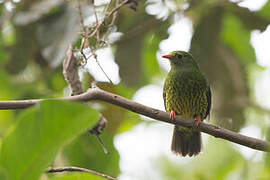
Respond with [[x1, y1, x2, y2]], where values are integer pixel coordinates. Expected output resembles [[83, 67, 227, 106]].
[[177, 54, 183, 59]]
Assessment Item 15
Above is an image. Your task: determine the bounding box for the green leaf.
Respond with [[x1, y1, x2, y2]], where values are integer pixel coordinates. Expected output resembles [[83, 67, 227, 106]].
[[0, 167, 8, 180], [47, 172, 106, 180], [63, 132, 120, 177], [0, 71, 16, 136], [259, 1, 270, 19], [0, 100, 99, 180]]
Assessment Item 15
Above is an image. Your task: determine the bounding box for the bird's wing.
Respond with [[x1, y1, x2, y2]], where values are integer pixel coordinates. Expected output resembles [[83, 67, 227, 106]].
[[163, 91, 167, 111], [205, 86, 212, 120]]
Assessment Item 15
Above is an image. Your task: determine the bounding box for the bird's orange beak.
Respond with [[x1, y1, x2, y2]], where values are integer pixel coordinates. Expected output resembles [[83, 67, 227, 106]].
[[162, 55, 171, 59]]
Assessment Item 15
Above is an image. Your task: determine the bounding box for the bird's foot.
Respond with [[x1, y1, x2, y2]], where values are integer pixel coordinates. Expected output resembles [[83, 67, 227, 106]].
[[194, 117, 201, 127], [170, 109, 176, 120]]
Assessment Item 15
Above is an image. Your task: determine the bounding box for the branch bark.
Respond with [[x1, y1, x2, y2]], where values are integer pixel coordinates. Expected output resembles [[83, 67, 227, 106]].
[[46, 166, 116, 180], [63, 44, 83, 95], [0, 87, 269, 152]]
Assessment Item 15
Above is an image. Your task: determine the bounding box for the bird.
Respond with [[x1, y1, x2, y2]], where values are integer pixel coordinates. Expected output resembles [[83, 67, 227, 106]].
[[162, 51, 211, 157]]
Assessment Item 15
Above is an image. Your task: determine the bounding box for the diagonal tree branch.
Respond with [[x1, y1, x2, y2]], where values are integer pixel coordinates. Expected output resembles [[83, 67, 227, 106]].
[[46, 166, 117, 180], [0, 87, 269, 152]]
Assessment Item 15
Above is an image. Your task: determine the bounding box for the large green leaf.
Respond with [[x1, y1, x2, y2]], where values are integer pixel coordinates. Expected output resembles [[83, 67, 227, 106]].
[[0, 71, 16, 136], [48, 172, 106, 180], [63, 132, 120, 177], [0, 100, 99, 180]]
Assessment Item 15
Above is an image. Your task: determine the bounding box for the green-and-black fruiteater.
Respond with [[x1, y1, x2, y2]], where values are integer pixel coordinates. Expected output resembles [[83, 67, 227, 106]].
[[162, 51, 211, 157]]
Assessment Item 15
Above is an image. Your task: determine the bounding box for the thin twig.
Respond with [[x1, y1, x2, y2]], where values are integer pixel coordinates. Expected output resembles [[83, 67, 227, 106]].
[[106, 0, 129, 18], [79, 49, 88, 66], [93, 4, 101, 48], [0, 87, 270, 152], [94, 55, 113, 84], [77, 0, 115, 83], [86, 0, 128, 38], [103, 0, 113, 14], [78, 0, 89, 66], [46, 166, 116, 180], [96, 135, 109, 154]]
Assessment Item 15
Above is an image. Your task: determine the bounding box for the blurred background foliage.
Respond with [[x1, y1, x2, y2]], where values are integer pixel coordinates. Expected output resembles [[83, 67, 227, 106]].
[[0, 0, 270, 179]]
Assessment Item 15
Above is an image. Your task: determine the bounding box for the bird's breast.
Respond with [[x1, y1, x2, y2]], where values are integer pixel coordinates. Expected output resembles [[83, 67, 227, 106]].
[[164, 72, 208, 119]]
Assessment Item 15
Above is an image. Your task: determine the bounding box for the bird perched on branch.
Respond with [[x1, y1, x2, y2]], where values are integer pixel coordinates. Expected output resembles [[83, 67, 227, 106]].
[[162, 51, 211, 157]]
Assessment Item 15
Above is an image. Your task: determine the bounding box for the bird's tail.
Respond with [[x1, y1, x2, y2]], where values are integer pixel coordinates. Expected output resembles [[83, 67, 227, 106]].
[[171, 125, 202, 157]]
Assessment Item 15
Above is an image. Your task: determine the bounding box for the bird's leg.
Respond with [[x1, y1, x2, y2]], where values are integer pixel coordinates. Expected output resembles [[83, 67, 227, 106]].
[[170, 108, 176, 120], [194, 117, 201, 127]]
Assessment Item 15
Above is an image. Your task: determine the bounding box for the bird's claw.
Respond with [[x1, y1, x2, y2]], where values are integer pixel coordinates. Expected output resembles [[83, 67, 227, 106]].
[[170, 109, 176, 120], [194, 117, 201, 127]]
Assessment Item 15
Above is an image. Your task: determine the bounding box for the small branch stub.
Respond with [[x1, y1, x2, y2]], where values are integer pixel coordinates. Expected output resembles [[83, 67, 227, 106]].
[[89, 115, 109, 154], [63, 45, 83, 96]]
